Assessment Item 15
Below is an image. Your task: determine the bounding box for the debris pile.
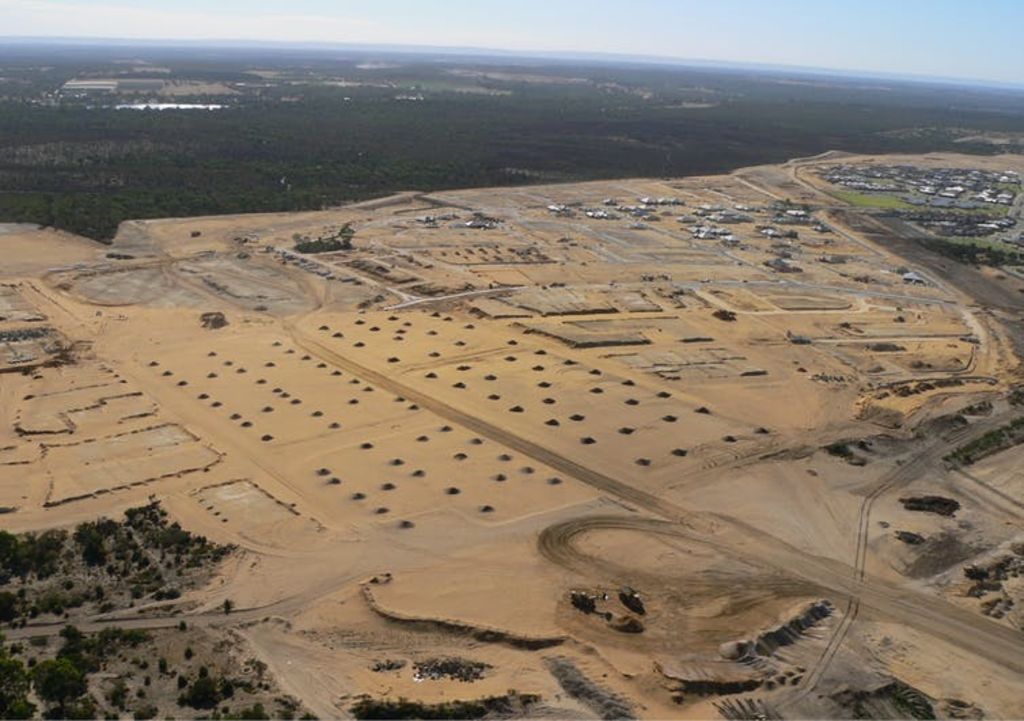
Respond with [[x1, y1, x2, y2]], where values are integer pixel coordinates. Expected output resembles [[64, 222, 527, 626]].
[[413, 657, 491, 683], [199, 311, 228, 329], [718, 600, 833, 661], [618, 586, 646, 615], [899, 495, 960, 517]]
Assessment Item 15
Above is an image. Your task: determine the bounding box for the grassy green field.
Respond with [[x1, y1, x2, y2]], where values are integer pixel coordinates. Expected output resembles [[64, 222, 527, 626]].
[[831, 189, 916, 210], [934, 235, 1008, 250], [831, 189, 1012, 217], [972, 203, 1012, 218]]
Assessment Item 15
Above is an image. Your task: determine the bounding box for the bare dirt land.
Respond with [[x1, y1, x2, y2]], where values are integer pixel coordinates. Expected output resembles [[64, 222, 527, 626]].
[[2, 153, 1024, 719]]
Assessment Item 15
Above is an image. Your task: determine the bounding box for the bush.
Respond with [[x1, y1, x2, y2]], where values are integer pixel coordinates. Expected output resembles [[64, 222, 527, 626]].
[[107, 680, 128, 709], [0, 591, 19, 622], [294, 224, 354, 254], [61, 696, 98, 720], [0, 650, 35, 719], [0, 529, 67, 582], [133, 704, 158, 720], [226, 702, 270, 720], [180, 675, 220, 709], [32, 657, 86, 716], [74, 521, 116, 567]]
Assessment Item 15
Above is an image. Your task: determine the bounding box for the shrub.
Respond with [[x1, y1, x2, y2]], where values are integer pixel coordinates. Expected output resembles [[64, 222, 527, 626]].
[[227, 702, 270, 720], [133, 704, 158, 720], [0, 591, 19, 622], [180, 675, 220, 709], [0, 651, 35, 719], [32, 657, 86, 716]]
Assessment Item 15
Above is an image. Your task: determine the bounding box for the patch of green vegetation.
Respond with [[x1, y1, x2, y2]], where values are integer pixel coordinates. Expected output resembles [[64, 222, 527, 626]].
[[293, 223, 354, 254], [918, 237, 1023, 267], [56, 625, 151, 675], [934, 234, 1008, 250], [0, 624, 151, 719], [0, 501, 234, 625], [0, 633, 36, 719], [222, 702, 272, 720], [944, 415, 1024, 465], [177, 666, 230, 710], [2, 619, 308, 720], [32, 656, 88, 718], [0, 529, 67, 584], [971, 203, 1011, 218], [831, 189, 916, 210]]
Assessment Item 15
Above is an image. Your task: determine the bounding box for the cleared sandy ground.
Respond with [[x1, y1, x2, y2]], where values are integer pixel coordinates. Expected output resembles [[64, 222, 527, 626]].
[[2, 153, 1023, 718]]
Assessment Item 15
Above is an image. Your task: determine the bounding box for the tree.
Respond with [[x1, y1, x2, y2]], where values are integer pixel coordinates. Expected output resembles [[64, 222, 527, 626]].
[[56, 625, 94, 674], [73, 524, 107, 567], [180, 675, 220, 709], [0, 592, 18, 623], [32, 657, 86, 717], [338, 222, 355, 250], [0, 532, 20, 583], [0, 644, 35, 720]]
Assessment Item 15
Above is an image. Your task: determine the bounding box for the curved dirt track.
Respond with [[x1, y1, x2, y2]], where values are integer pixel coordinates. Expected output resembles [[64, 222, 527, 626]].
[[538, 515, 1024, 675], [286, 322, 1024, 677]]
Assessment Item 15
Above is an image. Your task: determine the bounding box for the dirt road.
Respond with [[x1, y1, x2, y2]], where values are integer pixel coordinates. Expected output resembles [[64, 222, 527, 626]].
[[285, 321, 1024, 676], [538, 515, 1024, 674]]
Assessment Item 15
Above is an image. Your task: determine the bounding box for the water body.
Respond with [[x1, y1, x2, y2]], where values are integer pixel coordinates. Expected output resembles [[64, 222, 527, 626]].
[[114, 103, 224, 110]]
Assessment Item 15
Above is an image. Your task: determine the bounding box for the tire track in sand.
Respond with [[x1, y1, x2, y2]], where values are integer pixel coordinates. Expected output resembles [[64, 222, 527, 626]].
[[287, 323, 1024, 676]]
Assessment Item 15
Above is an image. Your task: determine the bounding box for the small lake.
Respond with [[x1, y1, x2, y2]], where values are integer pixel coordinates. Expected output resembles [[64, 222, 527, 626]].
[[114, 103, 225, 111]]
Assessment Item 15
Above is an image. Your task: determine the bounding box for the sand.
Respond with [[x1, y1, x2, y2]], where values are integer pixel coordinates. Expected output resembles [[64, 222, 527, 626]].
[[2, 152, 1023, 718]]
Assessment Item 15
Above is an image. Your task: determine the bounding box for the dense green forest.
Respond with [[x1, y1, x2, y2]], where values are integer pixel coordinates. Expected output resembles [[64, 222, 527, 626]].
[[2, 43, 1023, 241]]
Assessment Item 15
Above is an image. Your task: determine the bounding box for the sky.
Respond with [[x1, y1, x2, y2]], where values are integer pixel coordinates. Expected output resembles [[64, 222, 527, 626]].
[[1, 0, 1022, 85]]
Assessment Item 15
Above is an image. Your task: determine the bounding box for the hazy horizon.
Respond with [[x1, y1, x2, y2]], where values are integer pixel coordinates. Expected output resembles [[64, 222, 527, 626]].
[[1, 0, 1022, 87], [4, 34, 1024, 93]]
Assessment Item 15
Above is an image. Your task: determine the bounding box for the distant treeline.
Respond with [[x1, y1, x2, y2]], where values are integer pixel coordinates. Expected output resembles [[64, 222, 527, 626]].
[[2, 55, 1023, 241]]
